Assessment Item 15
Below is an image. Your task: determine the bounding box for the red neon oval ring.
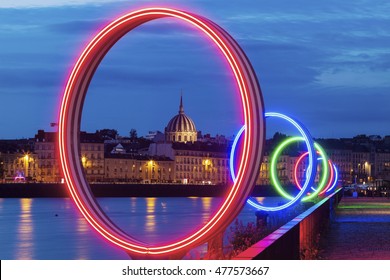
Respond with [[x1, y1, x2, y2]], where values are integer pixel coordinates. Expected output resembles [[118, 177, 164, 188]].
[[58, 7, 265, 257], [294, 151, 334, 194]]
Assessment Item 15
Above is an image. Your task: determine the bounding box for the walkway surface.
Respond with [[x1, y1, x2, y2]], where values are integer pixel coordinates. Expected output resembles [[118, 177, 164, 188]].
[[319, 197, 390, 260]]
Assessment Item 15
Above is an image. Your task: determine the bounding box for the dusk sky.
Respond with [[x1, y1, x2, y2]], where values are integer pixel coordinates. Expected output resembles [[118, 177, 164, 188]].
[[0, 0, 389, 139]]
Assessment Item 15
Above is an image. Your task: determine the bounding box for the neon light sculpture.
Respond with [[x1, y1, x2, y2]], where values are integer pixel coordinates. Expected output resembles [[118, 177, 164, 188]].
[[327, 164, 339, 193], [270, 139, 329, 201], [294, 151, 336, 195], [58, 7, 265, 258], [230, 112, 317, 211]]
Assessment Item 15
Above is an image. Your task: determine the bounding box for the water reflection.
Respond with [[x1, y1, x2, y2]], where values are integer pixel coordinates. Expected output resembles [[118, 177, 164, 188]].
[[252, 196, 288, 207], [253, 197, 265, 204], [201, 197, 212, 222], [76, 217, 89, 260], [189, 196, 199, 207], [130, 197, 137, 213], [64, 198, 72, 210], [145, 198, 156, 233], [16, 198, 34, 259], [0, 197, 268, 259], [76, 216, 89, 234]]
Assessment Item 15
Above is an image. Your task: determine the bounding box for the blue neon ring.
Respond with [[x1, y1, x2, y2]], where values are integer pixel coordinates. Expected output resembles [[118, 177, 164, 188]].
[[230, 112, 317, 211], [326, 163, 338, 193]]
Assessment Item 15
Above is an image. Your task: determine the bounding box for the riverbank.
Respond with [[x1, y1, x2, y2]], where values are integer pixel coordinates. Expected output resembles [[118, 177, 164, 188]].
[[0, 183, 294, 198]]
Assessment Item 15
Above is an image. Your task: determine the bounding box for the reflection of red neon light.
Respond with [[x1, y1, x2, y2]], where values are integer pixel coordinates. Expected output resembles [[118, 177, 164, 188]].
[[58, 7, 265, 257], [294, 152, 334, 195]]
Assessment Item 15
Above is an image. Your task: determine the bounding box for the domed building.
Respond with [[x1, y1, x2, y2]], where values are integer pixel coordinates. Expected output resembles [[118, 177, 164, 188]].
[[165, 96, 197, 143]]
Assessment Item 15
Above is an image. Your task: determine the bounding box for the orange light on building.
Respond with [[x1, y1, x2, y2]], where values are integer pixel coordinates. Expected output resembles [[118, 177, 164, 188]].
[[81, 156, 87, 168]]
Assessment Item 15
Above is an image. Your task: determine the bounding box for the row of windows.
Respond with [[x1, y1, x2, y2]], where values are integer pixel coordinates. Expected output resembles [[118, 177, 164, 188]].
[[175, 165, 229, 173], [34, 144, 102, 152], [171, 134, 194, 142], [5, 163, 35, 168], [80, 145, 103, 151], [35, 144, 55, 150], [175, 151, 225, 158], [81, 154, 104, 160], [36, 172, 60, 176], [106, 160, 172, 168], [85, 169, 104, 175], [176, 173, 228, 180], [84, 165, 104, 169], [176, 158, 228, 166], [107, 167, 172, 173]]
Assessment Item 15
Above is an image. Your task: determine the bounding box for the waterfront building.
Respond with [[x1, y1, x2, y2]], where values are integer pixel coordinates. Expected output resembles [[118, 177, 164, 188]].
[[0, 139, 36, 182], [373, 148, 390, 181], [149, 96, 231, 185], [316, 139, 354, 185], [104, 154, 174, 183], [1, 152, 37, 182], [2, 102, 390, 187], [148, 137, 230, 185], [165, 96, 197, 143], [256, 153, 309, 187], [172, 141, 230, 185], [79, 132, 105, 182], [34, 130, 104, 182], [34, 130, 60, 183]]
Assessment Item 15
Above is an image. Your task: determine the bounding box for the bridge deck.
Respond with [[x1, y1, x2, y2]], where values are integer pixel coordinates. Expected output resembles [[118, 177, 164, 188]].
[[319, 197, 390, 259]]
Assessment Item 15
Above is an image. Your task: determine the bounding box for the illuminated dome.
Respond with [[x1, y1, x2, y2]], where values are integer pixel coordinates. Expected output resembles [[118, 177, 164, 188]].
[[165, 96, 197, 143]]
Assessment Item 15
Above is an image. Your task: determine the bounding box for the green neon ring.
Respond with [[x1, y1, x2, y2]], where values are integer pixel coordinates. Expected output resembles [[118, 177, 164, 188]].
[[270, 137, 329, 201]]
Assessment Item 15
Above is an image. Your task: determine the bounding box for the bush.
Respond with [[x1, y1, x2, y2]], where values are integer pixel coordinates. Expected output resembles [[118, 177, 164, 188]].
[[228, 219, 268, 257], [228, 202, 311, 258]]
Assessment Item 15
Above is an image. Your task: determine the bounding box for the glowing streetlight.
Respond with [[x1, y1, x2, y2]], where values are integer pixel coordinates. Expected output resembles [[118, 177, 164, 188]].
[[23, 154, 31, 178], [81, 156, 87, 168], [147, 160, 155, 182], [203, 159, 211, 169]]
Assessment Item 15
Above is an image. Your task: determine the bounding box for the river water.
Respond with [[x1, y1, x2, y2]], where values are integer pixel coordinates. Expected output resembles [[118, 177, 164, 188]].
[[0, 197, 287, 259]]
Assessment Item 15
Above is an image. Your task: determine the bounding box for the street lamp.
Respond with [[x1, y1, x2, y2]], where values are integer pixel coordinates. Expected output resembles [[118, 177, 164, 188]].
[[202, 158, 212, 183], [23, 154, 30, 178], [148, 160, 155, 182], [203, 159, 211, 169], [81, 156, 87, 168]]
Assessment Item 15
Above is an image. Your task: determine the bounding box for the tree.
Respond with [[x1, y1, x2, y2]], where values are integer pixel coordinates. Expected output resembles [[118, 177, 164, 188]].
[[96, 129, 118, 140], [228, 220, 267, 257], [272, 132, 287, 142], [130, 129, 138, 141]]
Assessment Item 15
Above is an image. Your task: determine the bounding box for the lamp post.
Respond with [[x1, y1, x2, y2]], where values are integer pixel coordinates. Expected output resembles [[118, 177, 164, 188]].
[[203, 158, 212, 184], [23, 154, 30, 179], [148, 160, 154, 182], [81, 156, 87, 168]]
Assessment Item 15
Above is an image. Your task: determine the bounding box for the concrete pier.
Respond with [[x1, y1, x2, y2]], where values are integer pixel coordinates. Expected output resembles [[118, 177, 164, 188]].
[[319, 197, 390, 259]]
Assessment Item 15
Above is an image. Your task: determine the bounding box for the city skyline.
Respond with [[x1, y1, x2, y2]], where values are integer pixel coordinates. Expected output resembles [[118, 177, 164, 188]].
[[0, 0, 389, 139]]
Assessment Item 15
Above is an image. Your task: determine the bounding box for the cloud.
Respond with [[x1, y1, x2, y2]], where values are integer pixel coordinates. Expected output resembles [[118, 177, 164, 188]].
[[224, 0, 390, 24], [0, 0, 125, 9], [1, 0, 390, 138], [315, 68, 390, 88], [45, 17, 201, 39], [46, 19, 107, 35]]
